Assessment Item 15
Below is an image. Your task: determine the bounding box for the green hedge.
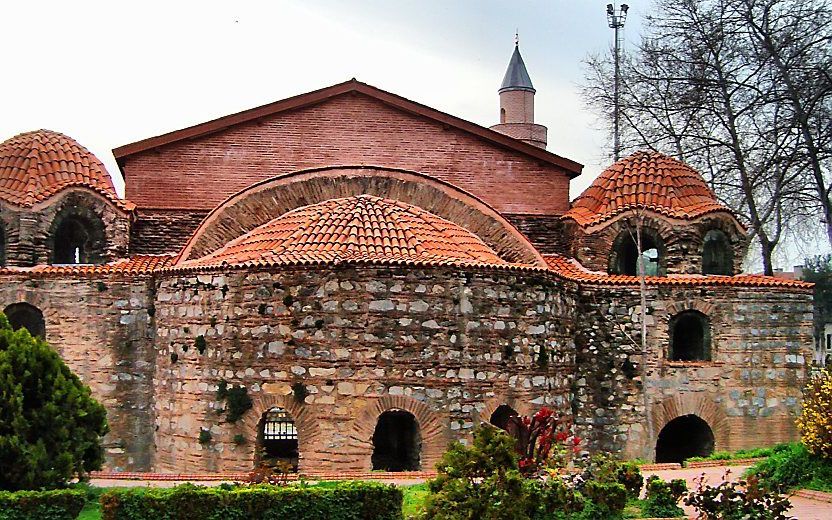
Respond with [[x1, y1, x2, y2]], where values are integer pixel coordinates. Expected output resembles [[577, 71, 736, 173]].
[[100, 482, 403, 520], [0, 489, 87, 520]]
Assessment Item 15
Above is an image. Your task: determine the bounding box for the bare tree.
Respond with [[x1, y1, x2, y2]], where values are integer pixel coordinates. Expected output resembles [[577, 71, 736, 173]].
[[583, 0, 830, 273]]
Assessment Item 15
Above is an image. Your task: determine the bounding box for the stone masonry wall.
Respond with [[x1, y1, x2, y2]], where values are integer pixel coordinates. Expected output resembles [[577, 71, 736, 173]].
[[568, 212, 746, 276], [0, 274, 156, 470], [574, 284, 814, 460], [152, 266, 577, 473], [0, 189, 131, 267]]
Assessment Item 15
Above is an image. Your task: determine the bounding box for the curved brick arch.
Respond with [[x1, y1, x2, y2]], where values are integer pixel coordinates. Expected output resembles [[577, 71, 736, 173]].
[[241, 393, 320, 471], [346, 394, 449, 471], [663, 300, 716, 321], [478, 395, 534, 426], [650, 393, 730, 454], [176, 166, 546, 267]]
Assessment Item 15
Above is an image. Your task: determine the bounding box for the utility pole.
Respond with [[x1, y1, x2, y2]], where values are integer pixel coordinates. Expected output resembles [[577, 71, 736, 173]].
[[607, 3, 629, 161]]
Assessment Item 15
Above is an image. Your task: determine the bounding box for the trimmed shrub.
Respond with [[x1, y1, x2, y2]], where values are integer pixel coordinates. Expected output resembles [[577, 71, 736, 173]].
[[0, 489, 87, 520], [425, 426, 530, 519], [582, 481, 627, 517], [100, 482, 403, 520], [797, 368, 832, 459], [525, 478, 585, 519], [0, 314, 108, 490], [643, 476, 686, 518], [616, 461, 644, 499]]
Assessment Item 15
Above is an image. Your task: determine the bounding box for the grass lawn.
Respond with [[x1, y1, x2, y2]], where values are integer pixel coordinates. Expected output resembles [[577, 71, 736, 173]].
[[77, 499, 102, 520]]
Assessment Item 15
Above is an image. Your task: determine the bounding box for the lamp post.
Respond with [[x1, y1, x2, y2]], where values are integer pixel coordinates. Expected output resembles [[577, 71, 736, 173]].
[[607, 3, 629, 161]]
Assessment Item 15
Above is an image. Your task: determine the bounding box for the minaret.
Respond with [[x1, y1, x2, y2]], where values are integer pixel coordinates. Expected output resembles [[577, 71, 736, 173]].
[[489, 39, 548, 149]]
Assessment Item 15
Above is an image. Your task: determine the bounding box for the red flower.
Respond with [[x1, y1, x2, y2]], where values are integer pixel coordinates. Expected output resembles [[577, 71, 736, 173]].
[[555, 430, 569, 442]]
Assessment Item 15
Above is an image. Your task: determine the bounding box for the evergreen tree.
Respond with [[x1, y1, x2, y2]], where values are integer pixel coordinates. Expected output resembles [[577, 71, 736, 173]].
[[0, 313, 108, 490]]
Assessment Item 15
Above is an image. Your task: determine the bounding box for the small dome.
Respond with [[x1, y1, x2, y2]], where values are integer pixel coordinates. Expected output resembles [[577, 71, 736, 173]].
[[181, 195, 509, 268], [565, 151, 730, 227], [0, 129, 118, 207]]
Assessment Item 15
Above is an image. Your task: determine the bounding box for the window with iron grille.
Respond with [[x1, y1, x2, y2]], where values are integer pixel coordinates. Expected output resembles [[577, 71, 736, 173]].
[[263, 407, 297, 441]]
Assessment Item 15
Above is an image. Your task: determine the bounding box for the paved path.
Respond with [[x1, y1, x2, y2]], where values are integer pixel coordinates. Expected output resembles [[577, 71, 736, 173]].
[[90, 465, 832, 519], [645, 465, 831, 520]]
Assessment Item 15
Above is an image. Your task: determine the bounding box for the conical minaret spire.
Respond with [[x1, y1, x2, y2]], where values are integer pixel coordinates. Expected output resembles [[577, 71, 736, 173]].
[[489, 39, 547, 149]]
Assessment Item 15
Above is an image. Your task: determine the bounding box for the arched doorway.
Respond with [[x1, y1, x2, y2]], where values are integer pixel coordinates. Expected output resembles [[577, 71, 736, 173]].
[[4, 303, 45, 338], [655, 414, 715, 463], [257, 407, 299, 471], [371, 409, 421, 471], [489, 404, 518, 430]]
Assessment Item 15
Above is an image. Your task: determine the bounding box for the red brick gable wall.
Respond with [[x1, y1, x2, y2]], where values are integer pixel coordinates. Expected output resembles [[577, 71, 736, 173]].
[[121, 93, 571, 215]]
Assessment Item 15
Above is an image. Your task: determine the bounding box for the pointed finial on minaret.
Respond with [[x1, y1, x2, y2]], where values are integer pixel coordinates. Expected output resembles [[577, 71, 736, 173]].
[[515, 29, 519, 46]]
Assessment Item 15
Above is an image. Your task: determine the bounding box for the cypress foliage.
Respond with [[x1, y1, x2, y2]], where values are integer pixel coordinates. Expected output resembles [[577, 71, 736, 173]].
[[0, 313, 109, 490]]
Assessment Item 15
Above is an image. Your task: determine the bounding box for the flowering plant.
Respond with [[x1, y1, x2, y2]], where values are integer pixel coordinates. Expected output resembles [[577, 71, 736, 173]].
[[505, 407, 581, 476]]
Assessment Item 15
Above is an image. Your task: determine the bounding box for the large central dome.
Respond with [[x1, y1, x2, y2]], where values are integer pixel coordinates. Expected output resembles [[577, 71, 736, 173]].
[[180, 194, 509, 268]]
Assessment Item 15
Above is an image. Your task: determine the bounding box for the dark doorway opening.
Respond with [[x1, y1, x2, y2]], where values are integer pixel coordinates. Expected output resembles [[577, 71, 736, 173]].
[[655, 414, 715, 463], [53, 215, 105, 264], [490, 404, 518, 430], [669, 311, 711, 361], [257, 407, 298, 471], [371, 409, 421, 471], [4, 303, 45, 338]]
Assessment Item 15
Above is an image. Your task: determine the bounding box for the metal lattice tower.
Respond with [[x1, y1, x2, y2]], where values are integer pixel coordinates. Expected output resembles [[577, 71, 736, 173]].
[[607, 3, 629, 161]]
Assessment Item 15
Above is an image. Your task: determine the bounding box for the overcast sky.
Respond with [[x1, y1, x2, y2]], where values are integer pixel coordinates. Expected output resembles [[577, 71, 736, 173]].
[[0, 0, 651, 199]]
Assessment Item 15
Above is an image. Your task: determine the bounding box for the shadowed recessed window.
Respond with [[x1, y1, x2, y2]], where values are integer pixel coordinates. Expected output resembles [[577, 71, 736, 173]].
[[669, 311, 711, 362], [372, 409, 421, 472], [52, 214, 106, 265], [489, 404, 518, 430], [610, 229, 662, 276], [655, 414, 714, 463], [4, 302, 45, 338], [702, 229, 733, 275], [257, 407, 298, 471]]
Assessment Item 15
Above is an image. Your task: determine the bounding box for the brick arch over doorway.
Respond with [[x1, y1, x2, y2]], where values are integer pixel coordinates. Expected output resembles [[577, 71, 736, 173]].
[[241, 393, 320, 472], [176, 166, 547, 267], [649, 393, 729, 456], [346, 394, 448, 471], [478, 395, 535, 427]]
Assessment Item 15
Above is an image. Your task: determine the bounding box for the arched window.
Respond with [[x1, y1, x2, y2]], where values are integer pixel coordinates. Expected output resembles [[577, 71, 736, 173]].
[[610, 229, 663, 276], [4, 303, 45, 338], [52, 214, 105, 265], [257, 407, 298, 471], [500, 108, 507, 123], [489, 404, 518, 430], [372, 409, 421, 471], [655, 414, 714, 463], [702, 229, 733, 275], [669, 311, 711, 361]]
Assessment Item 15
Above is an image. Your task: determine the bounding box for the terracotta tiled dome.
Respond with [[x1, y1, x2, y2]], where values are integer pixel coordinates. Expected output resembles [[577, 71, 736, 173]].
[[181, 194, 509, 268], [0, 129, 124, 208], [564, 151, 729, 227]]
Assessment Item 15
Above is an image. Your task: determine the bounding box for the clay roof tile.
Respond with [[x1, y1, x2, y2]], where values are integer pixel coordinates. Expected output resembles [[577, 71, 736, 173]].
[[180, 195, 510, 269], [565, 151, 730, 228], [0, 129, 133, 210]]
